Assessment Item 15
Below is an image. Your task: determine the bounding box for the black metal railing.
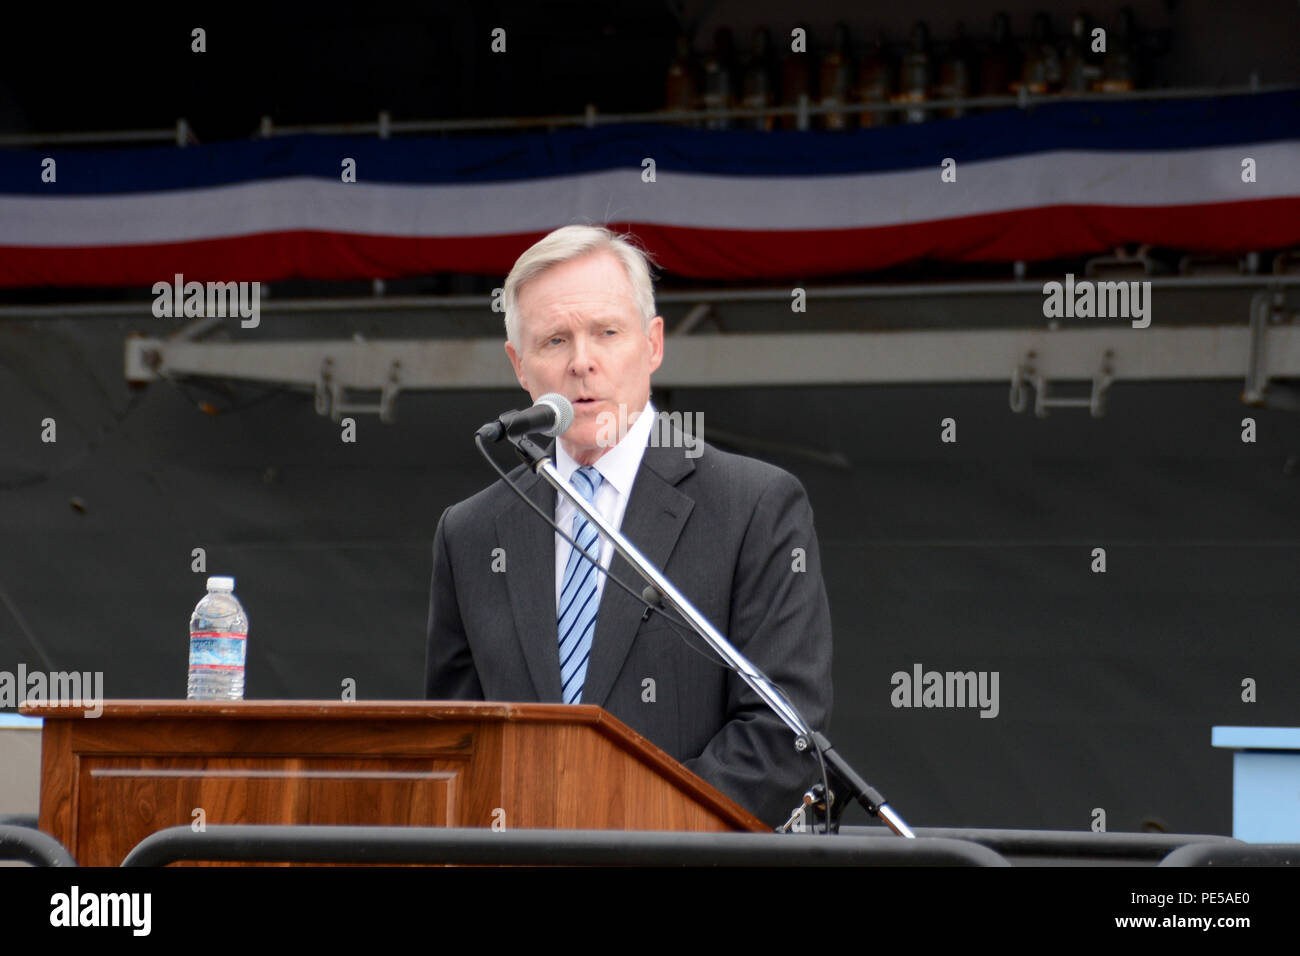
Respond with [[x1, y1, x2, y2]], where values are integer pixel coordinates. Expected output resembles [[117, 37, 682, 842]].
[[119, 824, 1010, 867], [0, 824, 77, 867]]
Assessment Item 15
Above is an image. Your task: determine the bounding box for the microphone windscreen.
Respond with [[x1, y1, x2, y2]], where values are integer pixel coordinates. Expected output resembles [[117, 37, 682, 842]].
[[536, 393, 574, 436]]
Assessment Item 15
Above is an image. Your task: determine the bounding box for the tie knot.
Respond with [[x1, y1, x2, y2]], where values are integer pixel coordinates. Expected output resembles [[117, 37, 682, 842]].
[[572, 466, 602, 503]]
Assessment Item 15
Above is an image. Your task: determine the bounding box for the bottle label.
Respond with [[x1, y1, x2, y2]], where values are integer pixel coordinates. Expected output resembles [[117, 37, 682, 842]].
[[189, 631, 247, 670]]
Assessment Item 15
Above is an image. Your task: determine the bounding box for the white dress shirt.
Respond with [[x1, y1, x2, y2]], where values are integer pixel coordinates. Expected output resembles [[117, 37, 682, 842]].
[[554, 400, 656, 613]]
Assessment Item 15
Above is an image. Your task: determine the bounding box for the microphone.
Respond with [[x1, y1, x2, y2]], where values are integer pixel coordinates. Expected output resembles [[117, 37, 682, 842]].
[[641, 585, 665, 623], [476, 393, 574, 442]]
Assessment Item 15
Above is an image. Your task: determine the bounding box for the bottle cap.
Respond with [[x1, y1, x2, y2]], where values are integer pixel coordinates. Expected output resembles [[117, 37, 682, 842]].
[[207, 576, 235, 592]]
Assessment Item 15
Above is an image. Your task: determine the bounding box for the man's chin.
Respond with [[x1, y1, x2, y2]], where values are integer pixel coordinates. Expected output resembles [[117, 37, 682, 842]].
[[561, 428, 612, 461]]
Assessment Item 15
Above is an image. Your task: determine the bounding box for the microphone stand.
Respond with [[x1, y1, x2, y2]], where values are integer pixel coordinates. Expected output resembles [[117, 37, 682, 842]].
[[509, 433, 914, 838]]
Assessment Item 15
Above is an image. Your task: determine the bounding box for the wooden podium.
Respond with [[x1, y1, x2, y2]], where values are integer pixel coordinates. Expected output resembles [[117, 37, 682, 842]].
[[21, 700, 767, 865]]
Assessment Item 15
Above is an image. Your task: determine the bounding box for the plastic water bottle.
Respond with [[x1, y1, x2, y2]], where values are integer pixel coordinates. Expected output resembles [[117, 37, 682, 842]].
[[187, 576, 248, 700]]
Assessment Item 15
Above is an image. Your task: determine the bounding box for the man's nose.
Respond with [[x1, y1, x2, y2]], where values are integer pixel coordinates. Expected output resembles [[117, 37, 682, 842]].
[[568, 337, 595, 375]]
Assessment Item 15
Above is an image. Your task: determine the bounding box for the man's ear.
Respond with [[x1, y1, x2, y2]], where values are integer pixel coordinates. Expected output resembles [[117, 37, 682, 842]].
[[505, 340, 528, 391], [647, 315, 665, 374]]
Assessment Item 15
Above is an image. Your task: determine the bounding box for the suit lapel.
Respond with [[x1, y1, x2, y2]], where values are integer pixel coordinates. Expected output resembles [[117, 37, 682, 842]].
[[581, 437, 696, 709], [494, 463, 562, 702], [493, 434, 697, 706]]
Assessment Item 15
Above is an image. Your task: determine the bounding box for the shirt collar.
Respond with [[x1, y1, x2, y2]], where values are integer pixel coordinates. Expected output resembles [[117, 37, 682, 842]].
[[556, 399, 656, 499]]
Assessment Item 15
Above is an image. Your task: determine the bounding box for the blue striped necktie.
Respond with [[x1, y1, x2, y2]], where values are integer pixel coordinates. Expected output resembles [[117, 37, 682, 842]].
[[558, 465, 604, 704]]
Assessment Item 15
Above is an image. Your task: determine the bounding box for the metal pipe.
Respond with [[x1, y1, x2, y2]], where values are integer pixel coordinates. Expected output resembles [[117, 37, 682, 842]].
[[0, 824, 77, 867], [119, 824, 1010, 866], [2, 83, 1293, 147], [2, 275, 1296, 320]]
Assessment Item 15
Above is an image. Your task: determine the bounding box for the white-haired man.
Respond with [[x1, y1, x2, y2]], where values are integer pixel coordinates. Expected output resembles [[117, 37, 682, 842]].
[[425, 225, 833, 827]]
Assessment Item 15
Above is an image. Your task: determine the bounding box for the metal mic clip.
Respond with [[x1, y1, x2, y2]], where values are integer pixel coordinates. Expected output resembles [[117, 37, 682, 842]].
[[475, 409, 522, 443], [640, 585, 663, 623]]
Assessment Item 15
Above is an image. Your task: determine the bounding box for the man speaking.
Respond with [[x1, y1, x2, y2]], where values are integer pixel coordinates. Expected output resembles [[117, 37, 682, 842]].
[[425, 225, 833, 827]]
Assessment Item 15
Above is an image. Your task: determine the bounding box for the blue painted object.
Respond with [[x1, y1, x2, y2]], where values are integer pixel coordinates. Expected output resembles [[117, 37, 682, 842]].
[[0, 714, 43, 729], [1212, 726, 1300, 842]]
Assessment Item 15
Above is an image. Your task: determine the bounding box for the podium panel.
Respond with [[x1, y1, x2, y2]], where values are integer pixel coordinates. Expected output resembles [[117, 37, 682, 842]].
[[22, 700, 766, 865]]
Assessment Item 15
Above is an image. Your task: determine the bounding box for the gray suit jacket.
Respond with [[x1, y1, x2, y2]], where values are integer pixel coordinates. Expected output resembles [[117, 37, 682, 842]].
[[425, 431, 833, 827]]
